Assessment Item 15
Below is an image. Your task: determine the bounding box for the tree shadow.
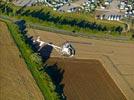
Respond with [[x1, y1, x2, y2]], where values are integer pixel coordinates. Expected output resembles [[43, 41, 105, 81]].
[[39, 44, 53, 61], [16, 4, 27, 15], [25, 35, 53, 61], [15, 20, 53, 61], [26, 36, 40, 51], [26, 35, 66, 99], [15, 20, 66, 99], [44, 63, 66, 100], [15, 20, 27, 35], [26, 36, 66, 99], [19, 8, 108, 32]]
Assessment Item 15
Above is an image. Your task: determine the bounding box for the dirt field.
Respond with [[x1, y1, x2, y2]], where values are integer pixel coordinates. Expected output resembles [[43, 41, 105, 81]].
[[0, 21, 44, 100], [46, 58, 126, 100], [28, 29, 134, 100]]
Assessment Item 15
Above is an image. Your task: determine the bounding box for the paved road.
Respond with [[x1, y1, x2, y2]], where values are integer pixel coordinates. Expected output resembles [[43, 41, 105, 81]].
[[96, 0, 124, 19], [109, 0, 120, 11], [58, 0, 88, 12], [13, 0, 36, 6], [12, 0, 85, 12]]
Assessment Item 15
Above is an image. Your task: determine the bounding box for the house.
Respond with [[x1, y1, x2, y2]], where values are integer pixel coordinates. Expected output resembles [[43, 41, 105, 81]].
[[105, 1, 110, 5]]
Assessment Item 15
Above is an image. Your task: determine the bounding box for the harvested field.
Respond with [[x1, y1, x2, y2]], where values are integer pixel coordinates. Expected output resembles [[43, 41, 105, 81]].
[[46, 58, 126, 100], [0, 21, 44, 100]]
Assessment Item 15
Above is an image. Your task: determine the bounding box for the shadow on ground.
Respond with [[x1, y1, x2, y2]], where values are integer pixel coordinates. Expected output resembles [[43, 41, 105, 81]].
[[15, 20, 66, 99], [44, 63, 66, 100]]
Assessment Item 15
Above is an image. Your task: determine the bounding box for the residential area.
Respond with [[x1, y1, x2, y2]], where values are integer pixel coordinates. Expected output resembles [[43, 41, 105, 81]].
[[7, 0, 134, 20]]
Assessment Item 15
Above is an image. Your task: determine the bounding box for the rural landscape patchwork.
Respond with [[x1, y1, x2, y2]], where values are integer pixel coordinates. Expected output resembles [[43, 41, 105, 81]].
[[0, 0, 134, 100]]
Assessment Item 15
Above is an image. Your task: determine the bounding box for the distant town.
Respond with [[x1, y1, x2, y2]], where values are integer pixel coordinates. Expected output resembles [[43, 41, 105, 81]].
[[5, 0, 134, 21]]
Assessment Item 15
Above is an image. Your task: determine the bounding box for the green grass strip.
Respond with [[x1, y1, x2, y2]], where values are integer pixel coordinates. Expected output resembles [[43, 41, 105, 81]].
[[3, 20, 60, 100]]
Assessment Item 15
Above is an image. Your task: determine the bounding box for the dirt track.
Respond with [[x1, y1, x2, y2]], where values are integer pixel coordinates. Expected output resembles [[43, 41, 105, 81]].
[[46, 58, 126, 100], [0, 21, 44, 100], [28, 28, 134, 100]]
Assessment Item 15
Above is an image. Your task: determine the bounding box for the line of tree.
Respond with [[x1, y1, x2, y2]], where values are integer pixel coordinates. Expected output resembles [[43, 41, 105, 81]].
[[4, 19, 61, 100], [0, 1, 125, 34]]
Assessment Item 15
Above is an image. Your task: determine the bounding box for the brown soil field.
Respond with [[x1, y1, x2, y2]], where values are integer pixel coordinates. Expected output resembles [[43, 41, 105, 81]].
[[0, 21, 44, 100], [46, 58, 126, 100], [28, 28, 134, 100]]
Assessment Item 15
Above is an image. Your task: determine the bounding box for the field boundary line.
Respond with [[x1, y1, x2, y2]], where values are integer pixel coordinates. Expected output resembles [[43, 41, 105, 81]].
[[0, 15, 133, 42], [100, 55, 134, 100]]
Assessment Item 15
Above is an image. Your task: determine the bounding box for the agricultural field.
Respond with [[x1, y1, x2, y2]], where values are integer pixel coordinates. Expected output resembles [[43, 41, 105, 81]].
[[0, 0, 134, 100], [0, 21, 44, 100], [46, 58, 126, 100], [0, 18, 133, 100], [28, 28, 134, 100]]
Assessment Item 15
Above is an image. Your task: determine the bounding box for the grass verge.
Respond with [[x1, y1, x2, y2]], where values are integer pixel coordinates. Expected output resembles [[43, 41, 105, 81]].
[[2, 19, 60, 100]]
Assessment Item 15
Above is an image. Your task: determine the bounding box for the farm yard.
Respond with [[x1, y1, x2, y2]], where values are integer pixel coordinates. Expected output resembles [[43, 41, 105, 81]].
[[28, 28, 134, 100], [0, 21, 44, 100]]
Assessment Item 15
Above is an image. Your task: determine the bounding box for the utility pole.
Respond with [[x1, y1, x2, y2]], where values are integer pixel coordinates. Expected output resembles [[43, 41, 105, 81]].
[[5, 1, 6, 14], [5, 0, 8, 14]]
